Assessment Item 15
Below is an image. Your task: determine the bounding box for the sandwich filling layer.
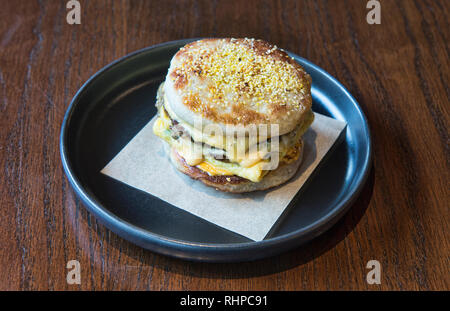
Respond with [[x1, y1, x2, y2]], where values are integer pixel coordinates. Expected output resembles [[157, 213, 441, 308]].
[[153, 85, 314, 182]]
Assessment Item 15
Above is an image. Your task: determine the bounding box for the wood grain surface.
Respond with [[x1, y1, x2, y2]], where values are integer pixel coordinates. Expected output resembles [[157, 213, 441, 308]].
[[0, 0, 448, 290]]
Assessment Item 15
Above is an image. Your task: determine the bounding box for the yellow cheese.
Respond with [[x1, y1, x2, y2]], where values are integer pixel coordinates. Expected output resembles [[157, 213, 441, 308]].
[[154, 115, 265, 182], [153, 117, 171, 143], [153, 112, 203, 166], [153, 104, 313, 182], [162, 94, 314, 168], [159, 106, 172, 127], [196, 161, 233, 176], [203, 156, 265, 182]]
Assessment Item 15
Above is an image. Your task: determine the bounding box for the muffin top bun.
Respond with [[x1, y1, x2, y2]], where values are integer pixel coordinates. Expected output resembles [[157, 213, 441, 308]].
[[164, 38, 312, 136]]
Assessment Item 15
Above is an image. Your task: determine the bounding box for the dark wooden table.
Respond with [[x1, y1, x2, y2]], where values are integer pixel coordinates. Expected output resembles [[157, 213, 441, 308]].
[[0, 0, 448, 291]]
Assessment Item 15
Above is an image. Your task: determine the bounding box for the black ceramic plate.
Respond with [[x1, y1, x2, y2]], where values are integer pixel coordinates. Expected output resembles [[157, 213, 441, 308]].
[[60, 39, 371, 262]]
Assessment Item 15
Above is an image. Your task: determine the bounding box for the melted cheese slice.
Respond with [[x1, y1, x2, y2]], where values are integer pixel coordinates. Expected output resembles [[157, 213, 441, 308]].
[[196, 162, 233, 176], [153, 113, 266, 181], [153, 102, 312, 182], [153, 116, 203, 166], [163, 94, 314, 168]]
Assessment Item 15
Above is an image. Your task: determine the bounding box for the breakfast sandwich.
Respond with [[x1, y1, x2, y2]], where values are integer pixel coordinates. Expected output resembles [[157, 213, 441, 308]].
[[153, 38, 314, 193]]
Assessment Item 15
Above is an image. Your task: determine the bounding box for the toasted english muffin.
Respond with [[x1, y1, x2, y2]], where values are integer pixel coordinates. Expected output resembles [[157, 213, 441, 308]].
[[164, 38, 312, 136], [153, 38, 314, 193]]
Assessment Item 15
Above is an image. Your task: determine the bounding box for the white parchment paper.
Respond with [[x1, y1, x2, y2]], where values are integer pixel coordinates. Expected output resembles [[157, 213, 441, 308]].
[[101, 113, 346, 241]]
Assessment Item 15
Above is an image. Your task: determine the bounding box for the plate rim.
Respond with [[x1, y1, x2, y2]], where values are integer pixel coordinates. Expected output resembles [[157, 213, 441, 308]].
[[60, 38, 372, 261]]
